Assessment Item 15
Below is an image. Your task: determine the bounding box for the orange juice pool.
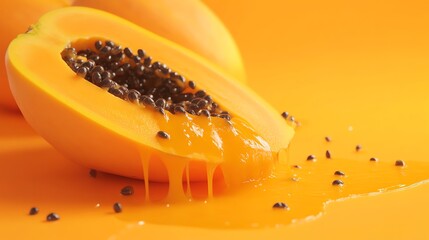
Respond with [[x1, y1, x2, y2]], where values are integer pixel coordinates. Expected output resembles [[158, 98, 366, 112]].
[[1, 0, 429, 239]]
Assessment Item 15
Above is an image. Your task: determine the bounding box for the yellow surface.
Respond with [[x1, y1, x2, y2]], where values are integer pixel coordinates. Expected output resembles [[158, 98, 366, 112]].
[[1, 0, 429, 239]]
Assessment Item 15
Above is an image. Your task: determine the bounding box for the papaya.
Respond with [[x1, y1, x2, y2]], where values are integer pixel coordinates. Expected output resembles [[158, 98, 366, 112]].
[[6, 7, 293, 188], [72, 0, 246, 84], [0, 0, 71, 110]]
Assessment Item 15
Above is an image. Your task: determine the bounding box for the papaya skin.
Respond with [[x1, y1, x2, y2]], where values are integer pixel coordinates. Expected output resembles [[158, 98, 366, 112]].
[[0, 0, 71, 110], [6, 7, 293, 183], [72, 0, 246, 84]]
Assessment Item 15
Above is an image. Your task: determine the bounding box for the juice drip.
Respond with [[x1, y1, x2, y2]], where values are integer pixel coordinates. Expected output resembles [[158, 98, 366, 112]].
[[164, 157, 188, 201], [272, 147, 290, 180], [140, 151, 150, 201], [206, 162, 218, 199], [185, 163, 191, 198]]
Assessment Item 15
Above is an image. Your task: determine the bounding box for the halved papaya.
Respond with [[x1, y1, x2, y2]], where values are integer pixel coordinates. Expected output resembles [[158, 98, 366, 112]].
[[6, 7, 293, 187]]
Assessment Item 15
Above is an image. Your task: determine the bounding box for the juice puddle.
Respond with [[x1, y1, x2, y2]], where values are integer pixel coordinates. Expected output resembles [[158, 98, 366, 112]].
[[1, 110, 429, 230], [115, 154, 429, 228]]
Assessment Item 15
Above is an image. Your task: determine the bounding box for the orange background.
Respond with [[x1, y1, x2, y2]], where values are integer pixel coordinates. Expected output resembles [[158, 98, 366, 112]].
[[202, 0, 429, 238], [1, 0, 429, 239]]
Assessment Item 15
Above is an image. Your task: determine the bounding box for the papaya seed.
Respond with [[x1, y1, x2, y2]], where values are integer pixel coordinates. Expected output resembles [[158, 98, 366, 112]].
[[157, 131, 170, 139]]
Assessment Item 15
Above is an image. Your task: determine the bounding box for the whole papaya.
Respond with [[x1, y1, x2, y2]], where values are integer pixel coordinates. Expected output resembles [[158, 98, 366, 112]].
[[72, 0, 246, 83], [0, 0, 71, 110]]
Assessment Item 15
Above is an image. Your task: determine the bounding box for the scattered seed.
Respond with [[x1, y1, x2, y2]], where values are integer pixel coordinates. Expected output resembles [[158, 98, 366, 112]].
[[140, 95, 156, 107], [395, 160, 406, 167], [157, 131, 170, 139], [198, 109, 211, 117], [105, 40, 115, 47], [292, 165, 302, 169], [281, 111, 289, 119], [369, 157, 378, 162], [126, 90, 141, 103], [124, 47, 133, 58], [143, 56, 152, 66], [94, 40, 103, 50], [355, 144, 362, 152], [332, 179, 344, 186], [325, 150, 331, 159], [120, 186, 134, 196], [272, 202, 288, 209], [89, 169, 97, 178], [188, 81, 196, 89], [325, 136, 331, 142], [108, 87, 124, 99], [77, 67, 88, 78], [133, 55, 141, 63], [289, 116, 295, 122], [306, 154, 316, 161], [195, 90, 206, 98], [29, 207, 39, 215], [46, 213, 60, 221], [113, 202, 122, 213], [137, 49, 145, 58], [155, 98, 167, 108], [334, 170, 345, 176], [173, 105, 186, 114], [219, 113, 231, 121]]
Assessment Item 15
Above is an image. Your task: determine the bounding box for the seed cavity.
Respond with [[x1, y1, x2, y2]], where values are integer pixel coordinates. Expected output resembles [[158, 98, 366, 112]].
[[62, 40, 231, 120], [334, 170, 345, 176], [46, 213, 60, 221], [325, 136, 331, 142], [272, 202, 289, 209], [369, 157, 378, 162]]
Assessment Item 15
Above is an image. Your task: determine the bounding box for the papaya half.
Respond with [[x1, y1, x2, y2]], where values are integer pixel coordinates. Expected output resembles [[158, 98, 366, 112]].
[[0, 0, 71, 110], [6, 7, 293, 187], [72, 0, 246, 83]]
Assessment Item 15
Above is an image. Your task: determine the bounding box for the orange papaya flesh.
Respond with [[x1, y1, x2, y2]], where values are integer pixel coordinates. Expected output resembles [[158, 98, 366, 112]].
[[6, 7, 293, 188], [0, 0, 70, 110], [72, 0, 246, 83]]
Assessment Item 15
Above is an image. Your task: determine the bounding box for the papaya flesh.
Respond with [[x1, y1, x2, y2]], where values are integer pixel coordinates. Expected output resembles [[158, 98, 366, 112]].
[[6, 7, 293, 185], [72, 0, 246, 84], [0, 0, 70, 110]]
